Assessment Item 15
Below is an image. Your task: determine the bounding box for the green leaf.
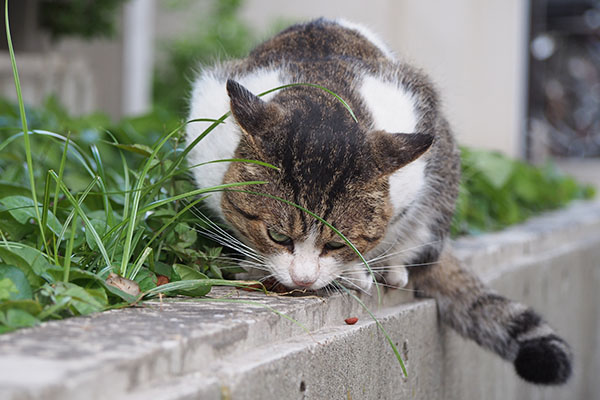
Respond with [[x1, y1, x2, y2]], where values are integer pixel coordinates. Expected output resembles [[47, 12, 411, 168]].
[[0, 299, 43, 315], [144, 279, 212, 298], [45, 266, 96, 284], [133, 267, 157, 292], [53, 282, 107, 315], [0, 182, 31, 197], [102, 281, 138, 304], [174, 222, 196, 248], [1, 309, 39, 329], [468, 151, 514, 189], [0, 195, 63, 235], [172, 264, 211, 296], [0, 265, 32, 300], [152, 261, 172, 279], [108, 143, 154, 157], [0, 243, 53, 287], [0, 278, 17, 301], [0, 214, 33, 240]]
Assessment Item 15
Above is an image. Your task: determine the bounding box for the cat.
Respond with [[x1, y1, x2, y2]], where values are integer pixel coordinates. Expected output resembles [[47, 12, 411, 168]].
[[186, 18, 572, 385]]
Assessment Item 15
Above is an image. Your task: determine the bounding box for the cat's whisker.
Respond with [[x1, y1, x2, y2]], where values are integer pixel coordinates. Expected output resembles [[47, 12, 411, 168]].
[[364, 240, 442, 264], [340, 276, 417, 293], [214, 255, 266, 268], [258, 273, 276, 282], [342, 261, 440, 275], [193, 226, 265, 263], [189, 208, 265, 260], [335, 277, 369, 295]]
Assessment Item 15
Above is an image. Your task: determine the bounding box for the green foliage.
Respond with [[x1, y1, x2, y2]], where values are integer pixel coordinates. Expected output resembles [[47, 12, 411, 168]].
[[0, 95, 250, 332], [451, 147, 595, 236], [153, 0, 257, 115], [38, 0, 130, 40]]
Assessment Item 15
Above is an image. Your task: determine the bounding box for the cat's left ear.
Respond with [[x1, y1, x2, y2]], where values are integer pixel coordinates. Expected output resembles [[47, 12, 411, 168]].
[[369, 130, 434, 176], [226, 79, 284, 136]]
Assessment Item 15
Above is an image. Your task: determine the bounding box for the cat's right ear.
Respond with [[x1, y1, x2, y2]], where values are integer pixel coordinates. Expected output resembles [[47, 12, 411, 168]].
[[369, 130, 434, 176], [226, 79, 284, 137]]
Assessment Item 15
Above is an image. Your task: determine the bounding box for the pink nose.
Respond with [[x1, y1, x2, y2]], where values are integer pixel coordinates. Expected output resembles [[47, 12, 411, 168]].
[[292, 277, 317, 287]]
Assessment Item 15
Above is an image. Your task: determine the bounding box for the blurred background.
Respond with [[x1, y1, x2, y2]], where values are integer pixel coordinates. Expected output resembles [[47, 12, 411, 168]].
[[0, 0, 599, 185]]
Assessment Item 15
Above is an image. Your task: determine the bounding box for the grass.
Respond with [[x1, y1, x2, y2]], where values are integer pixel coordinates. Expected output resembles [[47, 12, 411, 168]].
[[0, 0, 272, 333]]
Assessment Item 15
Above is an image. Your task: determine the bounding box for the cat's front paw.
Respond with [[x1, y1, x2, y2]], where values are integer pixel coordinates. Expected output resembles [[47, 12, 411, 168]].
[[514, 334, 572, 384], [354, 272, 374, 293], [386, 267, 409, 288]]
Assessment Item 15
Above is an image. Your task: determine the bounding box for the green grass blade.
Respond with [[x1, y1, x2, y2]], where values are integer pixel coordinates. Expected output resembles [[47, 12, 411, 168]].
[[186, 158, 280, 172], [63, 212, 78, 282], [156, 116, 230, 193], [4, 0, 47, 249], [0, 129, 97, 179], [143, 195, 210, 250], [53, 132, 71, 217], [258, 83, 358, 123], [90, 144, 114, 227], [129, 247, 152, 280], [118, 119, 219, 276], [48, 170, 112, 270], [138, 181, 267, 214], [54, 177, 99, 257], [41, 172, 51, 237]]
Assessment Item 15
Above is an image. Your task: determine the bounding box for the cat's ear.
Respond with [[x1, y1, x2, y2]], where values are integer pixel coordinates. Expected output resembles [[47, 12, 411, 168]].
[[369, 131, 434, 175], [226, 79, 283, 136]]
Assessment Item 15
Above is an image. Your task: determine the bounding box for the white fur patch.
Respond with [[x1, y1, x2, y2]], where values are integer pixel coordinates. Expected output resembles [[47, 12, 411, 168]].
[[388, 159, 426, 214], [359, 74, 425, 216], [359, 75, 417, 134], [334, 18, 395, 59], [186, 68, 285, 218]]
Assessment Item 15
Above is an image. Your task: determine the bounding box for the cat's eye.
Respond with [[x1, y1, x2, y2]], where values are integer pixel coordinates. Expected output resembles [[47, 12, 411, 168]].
[[267, 229, 292, 245], [325, 240, 346, 250]]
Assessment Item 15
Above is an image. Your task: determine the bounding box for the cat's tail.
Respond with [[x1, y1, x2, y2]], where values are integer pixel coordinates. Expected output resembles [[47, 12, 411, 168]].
[[409, 247, 572, 385]]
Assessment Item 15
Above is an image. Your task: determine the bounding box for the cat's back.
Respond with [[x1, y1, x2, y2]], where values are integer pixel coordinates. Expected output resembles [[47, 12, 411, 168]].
[[245, 18, 393, 67], [186, 18, 459, 228]]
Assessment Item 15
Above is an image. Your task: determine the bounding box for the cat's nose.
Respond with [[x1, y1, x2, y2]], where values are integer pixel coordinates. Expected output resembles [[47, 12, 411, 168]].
[[291, 276, 317, 287], [289, 259, 319, 288]]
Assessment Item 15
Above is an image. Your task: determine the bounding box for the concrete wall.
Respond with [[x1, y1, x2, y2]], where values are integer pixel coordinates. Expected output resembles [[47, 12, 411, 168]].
[[0, 200, 598, 400]]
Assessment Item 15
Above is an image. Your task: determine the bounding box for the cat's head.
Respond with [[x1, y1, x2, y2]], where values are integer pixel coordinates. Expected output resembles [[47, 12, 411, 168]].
[[220, 79, 432, 290]]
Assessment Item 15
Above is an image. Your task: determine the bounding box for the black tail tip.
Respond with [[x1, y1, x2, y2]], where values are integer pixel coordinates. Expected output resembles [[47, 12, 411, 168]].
[[514, 335, 572, 385]]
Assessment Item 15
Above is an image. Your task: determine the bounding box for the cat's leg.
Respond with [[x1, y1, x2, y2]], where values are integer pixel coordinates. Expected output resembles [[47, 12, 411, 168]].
[[409, 245, 572, 385]]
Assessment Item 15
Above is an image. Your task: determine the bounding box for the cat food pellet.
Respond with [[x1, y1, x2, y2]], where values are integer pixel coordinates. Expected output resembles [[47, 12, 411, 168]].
[[344, 317, 358, 325]]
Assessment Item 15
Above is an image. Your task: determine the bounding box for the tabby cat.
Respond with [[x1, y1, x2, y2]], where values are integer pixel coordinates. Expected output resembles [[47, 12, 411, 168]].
[[186, 18, 572, 385]]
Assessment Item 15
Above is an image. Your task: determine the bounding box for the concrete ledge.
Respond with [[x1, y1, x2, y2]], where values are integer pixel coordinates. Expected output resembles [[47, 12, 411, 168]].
[[1, 201, 599, 400]]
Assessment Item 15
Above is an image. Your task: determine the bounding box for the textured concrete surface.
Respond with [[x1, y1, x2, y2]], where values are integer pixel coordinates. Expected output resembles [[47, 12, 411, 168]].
[[1, 200, 599, 400]]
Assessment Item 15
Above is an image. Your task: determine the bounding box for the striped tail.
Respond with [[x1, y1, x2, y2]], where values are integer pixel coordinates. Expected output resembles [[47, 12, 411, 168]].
[[409, 247, 572, 384]]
